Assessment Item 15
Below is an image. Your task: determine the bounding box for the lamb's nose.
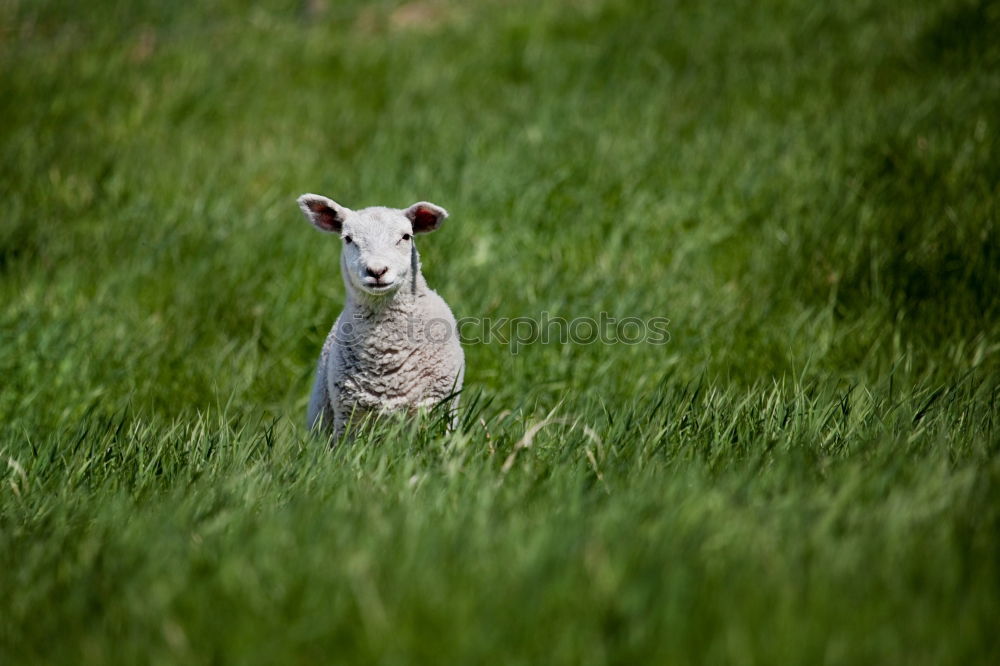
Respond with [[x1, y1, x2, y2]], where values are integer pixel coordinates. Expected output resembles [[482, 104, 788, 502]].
[[366, 265, 389, 279]]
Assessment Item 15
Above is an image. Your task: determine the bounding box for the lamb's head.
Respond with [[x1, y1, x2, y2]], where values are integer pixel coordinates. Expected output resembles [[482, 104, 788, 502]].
[[298, 194, 448, 297]]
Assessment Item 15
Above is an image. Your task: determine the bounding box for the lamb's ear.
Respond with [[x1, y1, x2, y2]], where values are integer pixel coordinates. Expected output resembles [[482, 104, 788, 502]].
[[404, 202, 449, 234], [298, 194, 350, 233]]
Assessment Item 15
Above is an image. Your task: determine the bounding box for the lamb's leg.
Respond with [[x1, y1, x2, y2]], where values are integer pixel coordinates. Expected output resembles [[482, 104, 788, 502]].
[[306, 353, 335, 433]]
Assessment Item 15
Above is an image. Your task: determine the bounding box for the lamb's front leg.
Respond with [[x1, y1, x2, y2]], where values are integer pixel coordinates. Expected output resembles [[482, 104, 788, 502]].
[[307, 336, 337, 433]]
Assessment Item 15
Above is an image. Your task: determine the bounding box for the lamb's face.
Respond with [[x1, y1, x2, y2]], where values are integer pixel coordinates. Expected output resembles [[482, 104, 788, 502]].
[[340, 208, 414, 295], [298, 194, 448, 298]]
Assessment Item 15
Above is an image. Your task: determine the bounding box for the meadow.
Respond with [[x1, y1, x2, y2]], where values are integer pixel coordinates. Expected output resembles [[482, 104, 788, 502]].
[[1, 0, 998, 663]]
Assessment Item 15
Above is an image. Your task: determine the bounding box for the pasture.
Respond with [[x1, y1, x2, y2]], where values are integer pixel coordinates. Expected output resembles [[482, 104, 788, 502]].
[[1, 0, 998, 663]]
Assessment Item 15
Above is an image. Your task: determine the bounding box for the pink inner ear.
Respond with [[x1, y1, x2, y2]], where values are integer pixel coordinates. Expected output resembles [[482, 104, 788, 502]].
[[308, 202, 341, 231], [412, 207, 438, 230]]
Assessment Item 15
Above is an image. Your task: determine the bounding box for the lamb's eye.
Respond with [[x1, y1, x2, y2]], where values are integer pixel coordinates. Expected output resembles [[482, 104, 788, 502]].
[[401, 233, 412, 242], [343, 235, 353, 244]]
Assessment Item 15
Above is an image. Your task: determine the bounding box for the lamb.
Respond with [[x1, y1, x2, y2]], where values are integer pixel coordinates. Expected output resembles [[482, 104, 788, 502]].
[[297, 193, 465, 438]]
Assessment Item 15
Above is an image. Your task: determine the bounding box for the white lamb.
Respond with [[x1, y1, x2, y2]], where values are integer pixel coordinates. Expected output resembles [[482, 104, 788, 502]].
[[298, 193, 465, 438]]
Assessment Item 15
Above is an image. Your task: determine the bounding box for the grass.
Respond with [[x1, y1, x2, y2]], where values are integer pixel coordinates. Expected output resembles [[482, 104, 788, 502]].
[[1, 0, 998, 663]]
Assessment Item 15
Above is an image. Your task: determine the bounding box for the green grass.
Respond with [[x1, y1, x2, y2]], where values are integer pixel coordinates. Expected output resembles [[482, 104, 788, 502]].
[[1, 0, 998, 663]]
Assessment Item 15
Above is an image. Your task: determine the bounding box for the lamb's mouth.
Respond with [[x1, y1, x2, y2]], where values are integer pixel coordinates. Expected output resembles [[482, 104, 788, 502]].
[[361, 281, 397, 294]]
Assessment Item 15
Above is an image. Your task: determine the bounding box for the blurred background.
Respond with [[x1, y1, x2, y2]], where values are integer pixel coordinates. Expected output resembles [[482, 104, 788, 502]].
[[1, 0, 997, 423]]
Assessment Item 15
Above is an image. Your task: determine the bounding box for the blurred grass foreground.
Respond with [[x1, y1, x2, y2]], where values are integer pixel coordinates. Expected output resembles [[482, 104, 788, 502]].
[[1, 0, 999, 664]]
